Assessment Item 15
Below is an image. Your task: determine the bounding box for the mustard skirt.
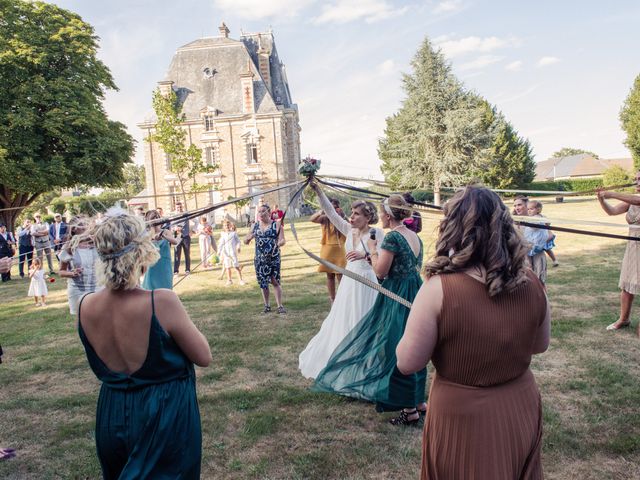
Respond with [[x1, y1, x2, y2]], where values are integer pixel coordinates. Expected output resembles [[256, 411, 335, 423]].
[[318, 244, 347, 273]]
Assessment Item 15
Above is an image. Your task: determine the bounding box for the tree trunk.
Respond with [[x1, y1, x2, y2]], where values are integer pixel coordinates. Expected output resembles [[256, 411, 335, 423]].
[[433, 179, 441, 206], [0, 209, 20, 233]]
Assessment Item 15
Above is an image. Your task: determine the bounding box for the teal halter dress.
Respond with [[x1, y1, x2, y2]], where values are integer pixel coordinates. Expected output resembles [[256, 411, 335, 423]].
[[78, 291, 202, 479], [313, 231, 428, 411]]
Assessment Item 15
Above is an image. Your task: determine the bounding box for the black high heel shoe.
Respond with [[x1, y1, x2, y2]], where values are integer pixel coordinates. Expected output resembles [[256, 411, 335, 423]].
[[389, 409, 420, 426]]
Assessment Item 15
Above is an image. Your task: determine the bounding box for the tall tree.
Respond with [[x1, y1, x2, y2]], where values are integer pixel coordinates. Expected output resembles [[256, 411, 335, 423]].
[[378, 37, 493, 204], [120, 164, 146, 198], [551, 147, 599, 159], [150, 89, 217, 210], [620, 74, 640, 170], [0, 0, 134, 230], [478, 103, 535, 188]]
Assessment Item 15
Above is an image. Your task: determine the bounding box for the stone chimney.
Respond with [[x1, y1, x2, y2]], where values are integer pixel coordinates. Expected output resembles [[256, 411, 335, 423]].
[[239, 61, 255, 114], [257, 34, 272, 92], [219, 22, 230, 38], [157, 80, 174, 97]]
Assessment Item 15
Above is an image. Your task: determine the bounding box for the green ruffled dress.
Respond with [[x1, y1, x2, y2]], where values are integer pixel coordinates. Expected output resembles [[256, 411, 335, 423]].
[[313, 231, 427, 411]]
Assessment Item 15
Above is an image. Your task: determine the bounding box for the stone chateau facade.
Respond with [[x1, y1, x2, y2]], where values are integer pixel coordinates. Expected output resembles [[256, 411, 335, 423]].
[[138, 23, 301, 221]]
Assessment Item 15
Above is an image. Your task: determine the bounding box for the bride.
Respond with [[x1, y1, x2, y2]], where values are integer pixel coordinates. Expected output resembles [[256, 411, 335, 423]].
[[299, 181, 384, 379]]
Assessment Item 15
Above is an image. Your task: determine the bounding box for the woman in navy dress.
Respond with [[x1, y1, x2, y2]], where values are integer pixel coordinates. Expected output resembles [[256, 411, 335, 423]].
[[245, 203, 286, 313], [78, 210, 212, 479]]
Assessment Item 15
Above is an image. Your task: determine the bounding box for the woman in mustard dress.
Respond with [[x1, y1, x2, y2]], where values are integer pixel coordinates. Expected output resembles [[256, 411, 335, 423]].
[[311, 197, 347, 303]]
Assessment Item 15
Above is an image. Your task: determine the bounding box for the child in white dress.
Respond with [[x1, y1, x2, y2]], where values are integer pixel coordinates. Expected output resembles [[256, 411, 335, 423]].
[[28, 257, 48, 306], [218, 221, 245, 285], [196, 216, 215, 269]]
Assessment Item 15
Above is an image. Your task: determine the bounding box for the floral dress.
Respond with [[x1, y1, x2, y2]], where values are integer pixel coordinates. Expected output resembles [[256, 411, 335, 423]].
[[252, 221, 281, 288]]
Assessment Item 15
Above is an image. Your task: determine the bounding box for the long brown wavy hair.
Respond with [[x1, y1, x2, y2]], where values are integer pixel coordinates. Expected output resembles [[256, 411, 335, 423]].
[[424, 185, 529, 296]]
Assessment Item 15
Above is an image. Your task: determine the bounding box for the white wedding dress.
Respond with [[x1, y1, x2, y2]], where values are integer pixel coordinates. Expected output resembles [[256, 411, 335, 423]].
[[299, 194, 384, 379]]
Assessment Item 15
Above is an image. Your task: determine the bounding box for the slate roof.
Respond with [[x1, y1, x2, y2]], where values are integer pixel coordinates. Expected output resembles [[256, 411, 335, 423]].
[[142, 31, 294, 123], [534, 154, 633, 181]]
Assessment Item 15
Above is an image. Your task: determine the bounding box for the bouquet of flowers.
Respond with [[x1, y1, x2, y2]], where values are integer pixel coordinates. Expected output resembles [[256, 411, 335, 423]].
[[298, 156, 321, 177]]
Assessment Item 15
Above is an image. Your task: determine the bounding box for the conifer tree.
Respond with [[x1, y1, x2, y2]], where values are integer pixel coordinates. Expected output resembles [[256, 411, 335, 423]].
[[478, 104, 535, 188], [378, 37, 492, 204]]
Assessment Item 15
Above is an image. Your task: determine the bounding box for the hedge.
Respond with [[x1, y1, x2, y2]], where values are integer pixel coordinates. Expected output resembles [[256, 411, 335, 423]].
[[525, 178, 603, 193]]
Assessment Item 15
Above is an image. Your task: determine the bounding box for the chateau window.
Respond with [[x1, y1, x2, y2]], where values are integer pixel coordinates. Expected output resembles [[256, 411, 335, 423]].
[[246, 143, 258, 164], [203, 146, 218, 166], [168, 186, 178, 211], [165, 152, 172, 172], [204, 115, 215, 131]]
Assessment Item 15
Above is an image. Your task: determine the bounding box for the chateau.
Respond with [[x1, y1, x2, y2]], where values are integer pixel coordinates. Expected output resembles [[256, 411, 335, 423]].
[[138, 23, 301, 221]]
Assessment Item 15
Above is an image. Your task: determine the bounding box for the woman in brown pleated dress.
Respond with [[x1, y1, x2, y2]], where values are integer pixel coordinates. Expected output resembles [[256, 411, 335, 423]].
[[396, 185, 550, 480]]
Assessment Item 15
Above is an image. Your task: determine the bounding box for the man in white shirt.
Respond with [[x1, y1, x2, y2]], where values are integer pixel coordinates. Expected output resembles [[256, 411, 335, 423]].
[[31, 214, 55, 274]]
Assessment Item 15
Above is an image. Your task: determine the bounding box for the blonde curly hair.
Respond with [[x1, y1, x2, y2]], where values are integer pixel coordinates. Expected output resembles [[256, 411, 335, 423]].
[[424, 186, 528, 297], [93, 210, 159, 290]]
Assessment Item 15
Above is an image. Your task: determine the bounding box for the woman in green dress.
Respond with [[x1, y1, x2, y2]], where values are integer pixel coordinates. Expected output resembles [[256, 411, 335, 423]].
[[142, 209, 180, 290], [78, 210, 212, 479], [313, 194, 427, 425]]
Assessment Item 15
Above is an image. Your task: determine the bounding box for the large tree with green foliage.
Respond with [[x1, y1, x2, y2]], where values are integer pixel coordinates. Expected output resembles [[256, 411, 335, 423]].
[[620, 74, 640, 170], [379, 36, 533, 203], [150, 89, 217, 209], [477, 103, 535, 188], [0, 0, 134, 230], [551, 147, 599, 159]]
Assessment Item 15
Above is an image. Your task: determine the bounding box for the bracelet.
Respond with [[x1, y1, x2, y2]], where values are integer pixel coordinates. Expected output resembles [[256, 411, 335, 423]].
[[370, 251, 378, 256]]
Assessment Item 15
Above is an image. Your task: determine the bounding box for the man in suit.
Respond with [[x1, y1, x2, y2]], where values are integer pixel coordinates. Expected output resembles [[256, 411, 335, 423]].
[[172, 202, 194, 275], [17, 218, 34, 278], [49, 213, 68, 258], [0, 223, 16, 282]]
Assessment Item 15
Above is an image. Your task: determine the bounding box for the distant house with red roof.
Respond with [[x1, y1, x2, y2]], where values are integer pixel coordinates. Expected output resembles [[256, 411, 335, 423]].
[[534, 154, 633, 181]]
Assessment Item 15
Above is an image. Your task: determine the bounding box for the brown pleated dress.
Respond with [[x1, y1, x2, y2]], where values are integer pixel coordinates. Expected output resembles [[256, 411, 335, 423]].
[[421, 271, 547, 480]]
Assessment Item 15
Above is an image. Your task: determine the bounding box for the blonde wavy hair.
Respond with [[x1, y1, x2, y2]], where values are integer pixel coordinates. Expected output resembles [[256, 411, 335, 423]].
[[93, 211, 159, 290], [351, 200, 378, 225], [424, 186, 529, 297]]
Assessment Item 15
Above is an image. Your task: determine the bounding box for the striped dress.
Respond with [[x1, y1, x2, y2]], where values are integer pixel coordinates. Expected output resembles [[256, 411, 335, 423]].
[[422, 271, 547, 480]]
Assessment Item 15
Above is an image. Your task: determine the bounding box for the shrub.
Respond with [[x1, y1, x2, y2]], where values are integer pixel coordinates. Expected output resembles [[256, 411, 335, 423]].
[[602, 165, 634, 186]]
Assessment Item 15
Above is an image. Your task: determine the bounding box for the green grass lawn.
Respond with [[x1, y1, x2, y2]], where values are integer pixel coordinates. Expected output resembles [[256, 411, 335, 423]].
[[1, 197, 639, 479]]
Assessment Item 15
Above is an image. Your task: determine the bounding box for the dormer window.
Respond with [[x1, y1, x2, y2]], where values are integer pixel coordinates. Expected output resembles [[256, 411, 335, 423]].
[[204, 114, 215, 131]]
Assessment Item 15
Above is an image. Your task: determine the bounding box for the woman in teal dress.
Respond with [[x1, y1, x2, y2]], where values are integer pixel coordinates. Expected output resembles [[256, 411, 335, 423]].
[[313, 194, 427, 425], [78, 210, 212, 479], [142, 209, 180, 290]]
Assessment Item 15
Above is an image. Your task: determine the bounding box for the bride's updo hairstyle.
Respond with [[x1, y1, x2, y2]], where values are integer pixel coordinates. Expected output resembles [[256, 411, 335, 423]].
[[424, 185, 528, 297], [93, 209, 159, 290], [351, 200, 379, 225]]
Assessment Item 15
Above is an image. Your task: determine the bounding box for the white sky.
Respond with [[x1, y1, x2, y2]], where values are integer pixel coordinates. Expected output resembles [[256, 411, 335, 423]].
[[45, 0, 640, 179]]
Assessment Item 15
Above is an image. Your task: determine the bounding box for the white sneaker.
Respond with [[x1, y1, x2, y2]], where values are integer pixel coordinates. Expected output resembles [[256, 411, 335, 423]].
[[239, 280, 246, 285], [225, 280, 233, 286]]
